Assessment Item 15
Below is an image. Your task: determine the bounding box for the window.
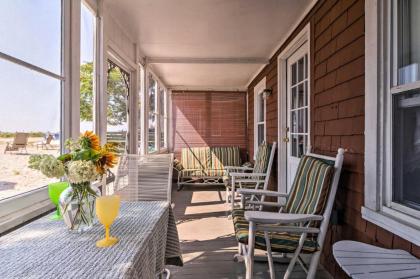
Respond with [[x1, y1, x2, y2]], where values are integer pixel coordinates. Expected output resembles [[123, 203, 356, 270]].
[[148, 75, 157, 153], [106, 60, 129, 154], [254, 78, 266, 155], [159, 88, 167, 149], [364, 0, 420, 245], [80, 2, 96, 133], [0, 0, 63, 201]]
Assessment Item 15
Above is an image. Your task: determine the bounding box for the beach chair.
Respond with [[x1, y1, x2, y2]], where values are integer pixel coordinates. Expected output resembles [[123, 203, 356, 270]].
[[4, 132, 29, 154], [232, 148, 344, 279], [36, 134, 53, 150]]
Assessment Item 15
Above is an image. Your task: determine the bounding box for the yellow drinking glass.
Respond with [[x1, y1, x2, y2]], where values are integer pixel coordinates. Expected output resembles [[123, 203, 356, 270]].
[[96, 195, 121, 248]]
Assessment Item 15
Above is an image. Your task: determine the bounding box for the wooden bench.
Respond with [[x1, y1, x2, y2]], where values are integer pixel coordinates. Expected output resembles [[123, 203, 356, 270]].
[[333, 240, 420, 278]]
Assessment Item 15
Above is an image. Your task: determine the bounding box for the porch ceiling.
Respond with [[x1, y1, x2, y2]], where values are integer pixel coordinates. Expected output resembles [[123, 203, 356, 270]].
[[106, 0, 314, 91]]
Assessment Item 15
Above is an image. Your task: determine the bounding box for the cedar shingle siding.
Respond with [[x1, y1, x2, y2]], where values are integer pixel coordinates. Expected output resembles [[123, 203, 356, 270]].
[[171, 91, 247, 160], [247, 0, 420, 277]]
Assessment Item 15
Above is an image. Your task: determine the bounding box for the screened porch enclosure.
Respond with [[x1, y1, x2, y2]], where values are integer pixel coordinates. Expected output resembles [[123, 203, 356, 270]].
[[4, 0, 420, 279]]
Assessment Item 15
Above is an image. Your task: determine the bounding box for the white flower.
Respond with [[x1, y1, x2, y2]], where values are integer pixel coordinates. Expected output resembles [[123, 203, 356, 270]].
[[66, 160, 98, 184], [38, 155, 65, 178]]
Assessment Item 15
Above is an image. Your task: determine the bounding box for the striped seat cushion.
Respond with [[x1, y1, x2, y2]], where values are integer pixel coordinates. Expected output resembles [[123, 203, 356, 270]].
[[180, 147, 210, 170], [285, 156, 334, 217], [232, 209, 318, 253], [253, 143, 271, 174], [210, 146, 242, 170]]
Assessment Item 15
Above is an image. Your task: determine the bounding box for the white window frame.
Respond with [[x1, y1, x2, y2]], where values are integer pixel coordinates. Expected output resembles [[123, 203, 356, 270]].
[[254, 77, 267, 158], [145, 69, 169, 154], [0, 0, 79, 234], [363, 0, 420, 245]]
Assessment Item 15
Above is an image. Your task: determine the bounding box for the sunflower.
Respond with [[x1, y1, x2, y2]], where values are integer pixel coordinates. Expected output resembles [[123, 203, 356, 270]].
[[80, 131, 101, 151], [96, 151, 118, 174]]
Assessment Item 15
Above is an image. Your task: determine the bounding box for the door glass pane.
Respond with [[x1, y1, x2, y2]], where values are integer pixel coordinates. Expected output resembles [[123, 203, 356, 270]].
[[298, 83, 305, 108], [397, 0, 420, 85], [291, 111, 297, 133], [0, 0, 62, 74], [393, 89, 420, 209], [80, 3, 95, 133], [0, 58, 61, 200], [291, 135, 298, 157], [291, 63, 297, 85], [304, 55, 308, 79], [298, 135, 304, 157], [107, 60, 129, 154], [297, 57, 304, 83], [298, 109, 304, 133], [304, 81, 308, 106], [148, 77, 157, 152], [291, 86, 297, 109]]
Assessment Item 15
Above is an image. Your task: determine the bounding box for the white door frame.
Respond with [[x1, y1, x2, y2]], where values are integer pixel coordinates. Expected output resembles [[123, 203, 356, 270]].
[[277, 24, 310, 193]]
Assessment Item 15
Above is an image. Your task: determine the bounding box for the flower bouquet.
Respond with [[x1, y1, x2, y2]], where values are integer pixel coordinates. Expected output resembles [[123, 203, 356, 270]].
[[29, 131, 117, 232]]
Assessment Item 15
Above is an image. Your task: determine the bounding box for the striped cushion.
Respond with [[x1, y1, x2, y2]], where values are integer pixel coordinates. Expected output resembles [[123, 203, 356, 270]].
[[253, 142, 271, 174], [180, 147, 210, 170], [206, 169, 226, 177], [285, 156, 334, 216], [232, 209, 318, 253], [210, 146, 242, 170]]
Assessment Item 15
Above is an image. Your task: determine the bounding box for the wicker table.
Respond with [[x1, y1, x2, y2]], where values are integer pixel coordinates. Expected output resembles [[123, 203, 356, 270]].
[[0, 201, 183, 279]]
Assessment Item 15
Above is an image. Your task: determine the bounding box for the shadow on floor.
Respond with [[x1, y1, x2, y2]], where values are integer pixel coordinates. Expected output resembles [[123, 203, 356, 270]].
[[168, 184, 332, 279]]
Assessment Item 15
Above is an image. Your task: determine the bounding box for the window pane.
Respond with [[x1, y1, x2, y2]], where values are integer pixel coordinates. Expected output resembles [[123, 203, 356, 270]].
[[148, 76, 157, 152], [291, 86, 297, 109], [80, 3, 96, 133], [393, 89, 420, 209], [159, 88, 166, 148], [0, 59, 61, 200], [397, 0, 420, 85], [0, 0, 62, 74], [291, 135, 298, 157], [258, 93, 265, 122], [257, 124, 265, 146], [106, 60, 129, 154]]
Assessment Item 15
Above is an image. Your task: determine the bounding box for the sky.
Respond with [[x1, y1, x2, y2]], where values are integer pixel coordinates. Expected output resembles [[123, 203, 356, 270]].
[[0, 1, 94, 133]]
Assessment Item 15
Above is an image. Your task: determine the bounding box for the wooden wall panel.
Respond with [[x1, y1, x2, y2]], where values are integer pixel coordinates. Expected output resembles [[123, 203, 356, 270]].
[[246, 0, 420, 278], [171, 91, 247, 160]]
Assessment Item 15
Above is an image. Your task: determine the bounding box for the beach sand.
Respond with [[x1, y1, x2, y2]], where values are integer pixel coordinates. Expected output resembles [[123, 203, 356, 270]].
[[0, 137, 60, 200]]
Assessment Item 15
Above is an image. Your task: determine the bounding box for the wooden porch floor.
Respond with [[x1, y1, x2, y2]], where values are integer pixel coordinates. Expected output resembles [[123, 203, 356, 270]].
[[168, 185, 332, 279]]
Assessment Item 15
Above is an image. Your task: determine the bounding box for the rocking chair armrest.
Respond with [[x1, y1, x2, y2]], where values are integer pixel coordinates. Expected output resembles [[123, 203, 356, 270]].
[[224, 166, 254, 171], [229, 172, 267, 177], [237, 189, 289, 197], [245, 211, 323, 224]]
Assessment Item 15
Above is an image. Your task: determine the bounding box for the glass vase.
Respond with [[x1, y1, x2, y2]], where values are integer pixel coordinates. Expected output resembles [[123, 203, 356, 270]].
[[59, 182, 101, 233]]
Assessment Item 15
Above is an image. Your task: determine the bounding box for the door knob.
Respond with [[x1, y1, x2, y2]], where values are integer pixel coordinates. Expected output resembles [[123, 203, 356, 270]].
[[282, 137, 289, 143]]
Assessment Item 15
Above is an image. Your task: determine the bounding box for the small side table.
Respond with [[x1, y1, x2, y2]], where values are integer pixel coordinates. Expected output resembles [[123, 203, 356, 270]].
[[333, 240, 420, 278]]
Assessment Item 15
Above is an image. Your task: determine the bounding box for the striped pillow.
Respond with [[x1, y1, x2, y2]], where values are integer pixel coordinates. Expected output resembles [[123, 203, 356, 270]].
[[210, 146, 242, 170], [285, 156, 334, 217], [253, 142, 271, 174], [180, 147, 210, 170]]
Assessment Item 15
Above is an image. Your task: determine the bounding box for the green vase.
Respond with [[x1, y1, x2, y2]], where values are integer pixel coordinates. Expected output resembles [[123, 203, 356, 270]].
[[48, 182, 69, 220]]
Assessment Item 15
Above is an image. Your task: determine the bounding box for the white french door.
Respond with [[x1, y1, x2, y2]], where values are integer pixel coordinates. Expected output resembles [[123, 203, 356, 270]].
[[286, 44, 309, 189]]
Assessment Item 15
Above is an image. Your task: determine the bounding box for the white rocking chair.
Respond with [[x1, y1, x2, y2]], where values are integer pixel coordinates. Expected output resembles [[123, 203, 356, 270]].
[[232, 148, 344, 279], [225, 142, 277, 212]]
